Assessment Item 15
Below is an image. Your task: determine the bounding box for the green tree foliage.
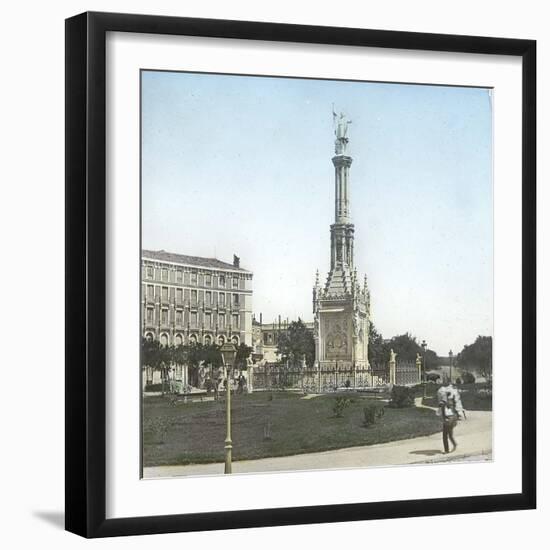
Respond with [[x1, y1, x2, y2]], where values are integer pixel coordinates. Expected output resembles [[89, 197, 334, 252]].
[[456, 336, 493, 378], [277, 318, 315, 367], [235, 343, 253, 369], [171, 343, 188, 369], [141, 337, 161, 370], [140, 339, 226, 395], [201, 344, 223, 368], [368, 322, 388, 366], [368, 327, 438, 370]]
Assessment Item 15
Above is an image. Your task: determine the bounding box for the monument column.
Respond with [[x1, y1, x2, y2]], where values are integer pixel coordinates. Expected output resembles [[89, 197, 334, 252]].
[[314, 110, 370, 377]]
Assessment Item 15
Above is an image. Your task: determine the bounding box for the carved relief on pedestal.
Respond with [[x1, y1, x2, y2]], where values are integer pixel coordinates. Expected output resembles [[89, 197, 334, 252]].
[[324, 314, 351, 360]]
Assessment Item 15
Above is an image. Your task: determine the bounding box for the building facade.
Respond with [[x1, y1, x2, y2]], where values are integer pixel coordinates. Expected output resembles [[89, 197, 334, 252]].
[[313, 112, 371, 369], [141, 249, 253, 347]]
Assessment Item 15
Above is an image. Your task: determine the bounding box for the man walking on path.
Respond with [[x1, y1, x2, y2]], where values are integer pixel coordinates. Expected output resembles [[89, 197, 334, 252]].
[[437, 384, 466, 453]]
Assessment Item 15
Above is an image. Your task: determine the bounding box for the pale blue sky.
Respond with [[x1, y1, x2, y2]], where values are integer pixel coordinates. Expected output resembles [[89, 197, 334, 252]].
[[141, 70, 493, 356]]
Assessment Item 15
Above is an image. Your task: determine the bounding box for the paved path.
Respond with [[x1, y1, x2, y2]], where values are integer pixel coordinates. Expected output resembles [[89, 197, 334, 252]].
[[143, 409, 492, 478]]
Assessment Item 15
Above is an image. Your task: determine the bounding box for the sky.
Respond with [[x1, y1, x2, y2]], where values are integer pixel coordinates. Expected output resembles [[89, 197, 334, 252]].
[[141, 70, 493, 357]]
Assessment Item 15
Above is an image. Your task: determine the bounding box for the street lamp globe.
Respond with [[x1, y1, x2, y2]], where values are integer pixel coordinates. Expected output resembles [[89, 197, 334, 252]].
[[220, 342, 237, 368]]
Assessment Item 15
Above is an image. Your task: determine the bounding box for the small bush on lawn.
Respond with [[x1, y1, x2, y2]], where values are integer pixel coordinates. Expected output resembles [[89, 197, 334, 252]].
[[363, 403, 385, 427], [461, 372, 476, 384], [333, 396, 352, 418], [389, 385, 415, 408]]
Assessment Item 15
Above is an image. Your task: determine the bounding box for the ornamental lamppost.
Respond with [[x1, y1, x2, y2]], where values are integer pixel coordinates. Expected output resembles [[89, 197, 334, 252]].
[[448, 349, 453, 385], [421, 339, 427, 397], [220, 342, 237, 474]]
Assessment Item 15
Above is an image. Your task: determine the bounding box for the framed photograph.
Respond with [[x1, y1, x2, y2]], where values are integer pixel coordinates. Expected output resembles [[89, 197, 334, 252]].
[[65, 11, 536, 538]]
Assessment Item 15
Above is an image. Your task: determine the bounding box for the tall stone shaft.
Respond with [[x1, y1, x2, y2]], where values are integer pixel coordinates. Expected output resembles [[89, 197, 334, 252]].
[[333, 154, 353, 224], [330, 153, 355, 270]]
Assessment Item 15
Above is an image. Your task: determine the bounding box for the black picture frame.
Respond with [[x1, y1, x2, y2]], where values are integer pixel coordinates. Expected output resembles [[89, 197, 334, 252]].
[[65, 11, 536, 538]]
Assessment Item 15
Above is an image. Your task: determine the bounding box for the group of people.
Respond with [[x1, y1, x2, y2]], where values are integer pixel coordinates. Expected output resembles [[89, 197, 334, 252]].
[[204, 371, 249, 400], [436, 383, 466, 453]]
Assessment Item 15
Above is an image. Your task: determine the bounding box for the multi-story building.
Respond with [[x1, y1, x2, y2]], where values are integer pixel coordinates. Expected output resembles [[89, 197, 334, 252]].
[[141, 249, 253, 347]]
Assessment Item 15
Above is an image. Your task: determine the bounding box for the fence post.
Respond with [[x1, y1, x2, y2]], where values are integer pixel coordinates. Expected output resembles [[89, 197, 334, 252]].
[[183, 364, 188, 391], [389, 349, 397, 386], [317, 362, 321, 393], [415, 353, 422, 385], [248, 365, 254, 393]]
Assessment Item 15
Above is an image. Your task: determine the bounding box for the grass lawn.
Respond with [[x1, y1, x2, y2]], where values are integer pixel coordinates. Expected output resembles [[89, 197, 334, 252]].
[[143, 391, 442, 467]]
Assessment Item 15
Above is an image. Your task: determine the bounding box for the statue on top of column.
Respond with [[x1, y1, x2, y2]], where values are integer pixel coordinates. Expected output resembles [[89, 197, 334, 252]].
[[332, 106, 352, 154]]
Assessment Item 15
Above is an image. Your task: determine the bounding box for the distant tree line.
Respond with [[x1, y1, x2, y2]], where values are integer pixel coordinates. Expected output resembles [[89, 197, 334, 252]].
[[368, 323, 438, 369], [456, 335, 492, 378]]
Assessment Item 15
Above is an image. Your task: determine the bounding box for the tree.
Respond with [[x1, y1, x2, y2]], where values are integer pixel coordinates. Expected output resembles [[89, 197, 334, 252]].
[[456, 336, 493, 378], [235, 343, 253, 369], [386, 333, 420, 363], [172, 342, 188, 370], [368, 328, 438, 371], [368, 322, 389, 367], [141, 337, 160, 388], [277, 318, 315, 367], [201, 344, 223, 369], [157, 343, 173, 396], [185, 342, 204, 368], [141, 336, 160, 371]]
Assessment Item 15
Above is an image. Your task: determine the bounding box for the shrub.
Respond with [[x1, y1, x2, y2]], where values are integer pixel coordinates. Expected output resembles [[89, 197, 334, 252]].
[[389, 385, 415, 408], [363, 403, 385, 427], [461, 371, 476, 384], [333, 396, 352, 418]]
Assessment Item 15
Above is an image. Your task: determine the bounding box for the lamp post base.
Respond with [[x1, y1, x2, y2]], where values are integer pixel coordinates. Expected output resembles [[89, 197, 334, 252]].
[[224, 442, 232, 474]]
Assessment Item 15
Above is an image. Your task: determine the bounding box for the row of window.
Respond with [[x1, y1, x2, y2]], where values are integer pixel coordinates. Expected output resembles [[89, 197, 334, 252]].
[[145, 286, 242, 307], [144, 265, 241, 288], [145, 307, 241, 329], [145, 332, 239, 347]]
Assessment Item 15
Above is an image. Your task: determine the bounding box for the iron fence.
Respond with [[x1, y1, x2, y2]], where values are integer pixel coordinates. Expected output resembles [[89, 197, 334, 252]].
[[250, 360, 420, 393]]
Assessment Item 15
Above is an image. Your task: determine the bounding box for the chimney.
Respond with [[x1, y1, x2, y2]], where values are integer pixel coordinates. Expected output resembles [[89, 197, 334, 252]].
[[233, 254, 240, 268]]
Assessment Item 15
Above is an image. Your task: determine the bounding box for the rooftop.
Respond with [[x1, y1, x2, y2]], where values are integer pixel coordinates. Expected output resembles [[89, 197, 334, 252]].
[[142, 249, 251, 273]]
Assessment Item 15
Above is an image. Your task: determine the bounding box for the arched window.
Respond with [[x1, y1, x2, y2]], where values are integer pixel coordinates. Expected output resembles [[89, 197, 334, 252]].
[[160, 333, 169, 347], [175, 334, 183, 347], [204, 334, 212, 346], [231, 335, 239, 346], [217, 335, 225, 345], [145, 332, 154, 342], [189, 334, 197, 345]]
